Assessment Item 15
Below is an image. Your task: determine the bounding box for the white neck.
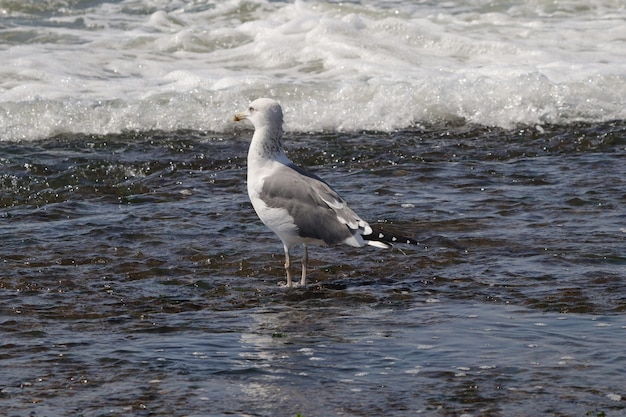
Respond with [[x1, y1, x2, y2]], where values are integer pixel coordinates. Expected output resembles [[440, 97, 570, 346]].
[[247, 125, 289, 168]]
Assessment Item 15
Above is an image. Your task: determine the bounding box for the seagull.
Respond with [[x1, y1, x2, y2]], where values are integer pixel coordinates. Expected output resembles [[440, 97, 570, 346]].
[[234, 98, 418, 287]]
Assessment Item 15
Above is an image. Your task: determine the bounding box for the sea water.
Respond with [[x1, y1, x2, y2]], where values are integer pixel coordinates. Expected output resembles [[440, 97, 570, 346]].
[[1, 1, 626, 416], [1, 0, 625, 141]]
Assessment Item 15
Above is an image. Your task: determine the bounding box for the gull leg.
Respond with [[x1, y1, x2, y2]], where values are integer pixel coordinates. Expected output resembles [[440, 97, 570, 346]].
[[283, 245, 293, 288], [300, 244, 308, 286]]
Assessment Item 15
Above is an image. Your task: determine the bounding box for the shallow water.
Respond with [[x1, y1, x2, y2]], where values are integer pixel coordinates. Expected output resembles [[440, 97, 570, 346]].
[[1, 122, 625, 416], [2, 0, 626, 414]]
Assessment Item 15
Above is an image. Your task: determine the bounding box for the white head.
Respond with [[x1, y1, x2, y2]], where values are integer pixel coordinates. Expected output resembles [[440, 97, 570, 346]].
[[234, 98, 283, 131], [235, 98, 286, 159]]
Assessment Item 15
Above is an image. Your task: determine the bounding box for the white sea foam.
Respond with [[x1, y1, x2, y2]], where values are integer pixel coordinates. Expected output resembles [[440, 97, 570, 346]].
[[0, 0, 625, 141]]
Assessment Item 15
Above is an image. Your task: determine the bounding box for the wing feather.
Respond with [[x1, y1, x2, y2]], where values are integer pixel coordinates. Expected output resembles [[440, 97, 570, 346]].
[[259, 164, 371, 246]]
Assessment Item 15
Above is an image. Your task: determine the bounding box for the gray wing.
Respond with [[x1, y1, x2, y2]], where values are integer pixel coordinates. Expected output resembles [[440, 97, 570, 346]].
[[259, 164, 371, 245]]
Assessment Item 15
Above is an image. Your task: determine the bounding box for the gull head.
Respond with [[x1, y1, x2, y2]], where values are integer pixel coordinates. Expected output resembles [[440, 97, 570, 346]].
[[234, 98, 284, 130]]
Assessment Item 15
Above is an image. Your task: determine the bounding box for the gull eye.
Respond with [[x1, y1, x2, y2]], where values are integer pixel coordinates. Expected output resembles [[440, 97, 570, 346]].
[[249, 106, 254, 112]]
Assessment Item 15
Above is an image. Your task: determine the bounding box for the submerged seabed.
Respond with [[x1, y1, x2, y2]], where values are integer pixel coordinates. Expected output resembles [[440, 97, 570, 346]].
[[1, 122, 625, 416]]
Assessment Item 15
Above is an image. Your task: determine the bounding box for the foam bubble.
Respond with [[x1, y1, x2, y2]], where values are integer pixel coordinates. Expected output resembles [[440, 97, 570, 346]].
[[1, 0, 625, 141]]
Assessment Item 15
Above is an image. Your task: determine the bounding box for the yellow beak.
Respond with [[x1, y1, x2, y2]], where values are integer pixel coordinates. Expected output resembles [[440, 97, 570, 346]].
[[233, 111, 247, 122]]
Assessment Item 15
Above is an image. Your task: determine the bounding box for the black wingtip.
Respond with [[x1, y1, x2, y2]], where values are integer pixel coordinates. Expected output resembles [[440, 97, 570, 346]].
[[363, 229, 420, 246]]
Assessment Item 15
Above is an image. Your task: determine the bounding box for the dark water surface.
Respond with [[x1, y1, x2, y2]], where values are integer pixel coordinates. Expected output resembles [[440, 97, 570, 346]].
[[1, 122, 625, 416]]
